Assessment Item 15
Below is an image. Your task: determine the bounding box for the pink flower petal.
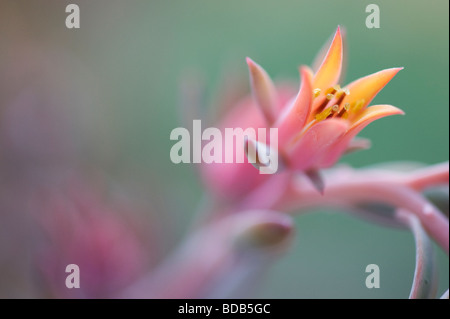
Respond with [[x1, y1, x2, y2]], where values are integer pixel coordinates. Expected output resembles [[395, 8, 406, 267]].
[[247, 57, 278, 124], [275, 66, 313, 149], [288, 118, 348, 171]]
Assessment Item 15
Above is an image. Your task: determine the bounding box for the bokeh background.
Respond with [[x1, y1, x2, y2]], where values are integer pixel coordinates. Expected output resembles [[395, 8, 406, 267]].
[[0, 0, 448, 298]]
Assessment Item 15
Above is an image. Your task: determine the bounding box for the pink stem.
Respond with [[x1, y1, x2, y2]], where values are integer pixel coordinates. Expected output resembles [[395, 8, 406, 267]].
[[404, 162, 449, 191], [396, 209, 437, 299], [234, 163, 449, 254], [279, 180, 449, 254]]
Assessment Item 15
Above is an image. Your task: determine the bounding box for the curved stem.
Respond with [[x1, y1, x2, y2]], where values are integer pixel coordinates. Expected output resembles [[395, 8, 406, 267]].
[[280, 180, 449, 254], [404, 162, 449, 191], [233, 165, 449, 254], [396, 209, 437, 299]]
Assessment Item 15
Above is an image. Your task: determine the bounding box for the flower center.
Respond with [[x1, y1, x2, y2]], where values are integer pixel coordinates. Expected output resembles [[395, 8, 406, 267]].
[[312, 85, 365, 122]]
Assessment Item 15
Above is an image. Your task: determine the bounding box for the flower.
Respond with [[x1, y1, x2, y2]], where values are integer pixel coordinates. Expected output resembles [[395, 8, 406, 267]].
[[35, 180, 151, 298], [272, 26, 404, 171], [201, 26, 403, 199]]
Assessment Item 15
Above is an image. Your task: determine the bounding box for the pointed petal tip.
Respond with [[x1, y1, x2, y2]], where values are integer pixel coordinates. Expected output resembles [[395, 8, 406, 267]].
[[386, 104, 405, 116], [351, 104, 405, 130], [334, 25, 342, 42], [246, 57, 270, 78], [245, 56, 277, 124], [380, 67, 404, 79], [379, 67, 404, 76], [305, 170, 325, 195], [342, 67, 404, 108], [312, 25, 343, 90], [299, 65, 311, 75], [246, 57, 260, 69], [390, 66, 404, 74], [246, 57, 260, 73], [298, 66, 315, 85]]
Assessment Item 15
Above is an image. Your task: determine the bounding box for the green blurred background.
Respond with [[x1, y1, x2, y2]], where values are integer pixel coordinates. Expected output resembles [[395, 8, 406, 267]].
[[0, 0, 448, 298]]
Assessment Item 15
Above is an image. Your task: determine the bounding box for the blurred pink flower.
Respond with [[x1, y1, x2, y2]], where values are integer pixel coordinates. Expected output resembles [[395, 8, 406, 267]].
[[35, 180, 151, 298]]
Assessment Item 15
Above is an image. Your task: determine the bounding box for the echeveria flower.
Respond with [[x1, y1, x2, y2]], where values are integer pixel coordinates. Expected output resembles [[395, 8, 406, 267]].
[[273, 27, 404, 171], [202, 26, 404, 198]]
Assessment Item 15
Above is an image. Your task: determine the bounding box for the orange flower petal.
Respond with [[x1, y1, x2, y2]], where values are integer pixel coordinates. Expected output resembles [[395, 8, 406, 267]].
[[288, 118, 349, 171], [350, 104, 405, 130], [275, 66, 313, 148], [318, 104, 404, 167], [342, 67, 403, 108], [247, 57, 278, 124], [312, 27, 343, 91]]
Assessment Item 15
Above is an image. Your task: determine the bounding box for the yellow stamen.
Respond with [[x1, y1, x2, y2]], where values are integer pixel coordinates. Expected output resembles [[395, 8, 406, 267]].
[[335, 90, 344, 99], [333, 84, 341, 91], [313, 88, 321, 98], [326, 93, 334, 100], [315, 106, 333, 121], [325, 87, 337, 95]]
